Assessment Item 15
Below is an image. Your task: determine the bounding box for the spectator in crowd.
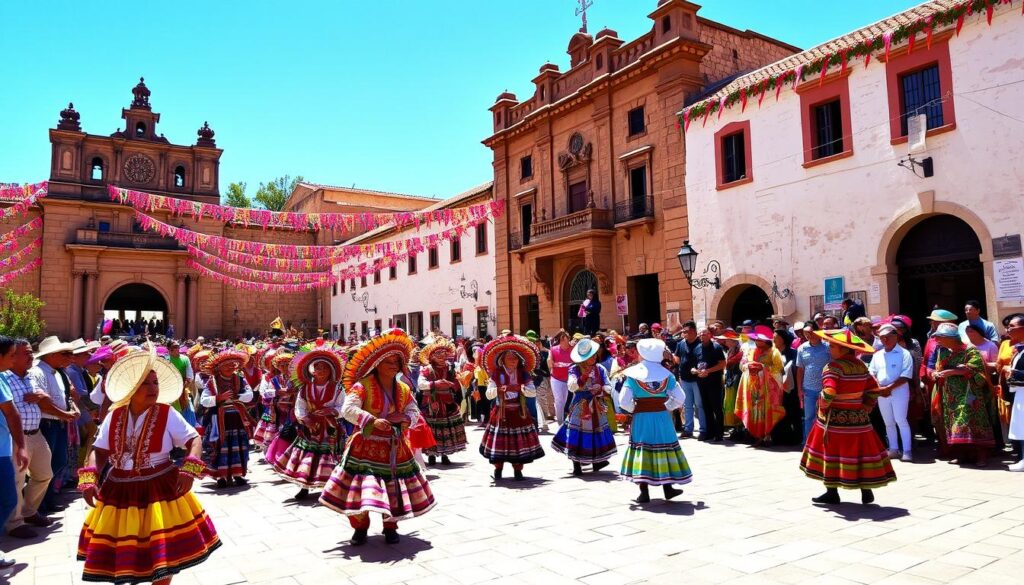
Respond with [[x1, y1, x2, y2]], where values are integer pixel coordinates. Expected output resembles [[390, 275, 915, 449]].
[[30, 337, 79, 513], [673, 321, 705, 439], [0, 336, 30, 567], [869, 324, 915, 462], [959, 300, 999, 343]]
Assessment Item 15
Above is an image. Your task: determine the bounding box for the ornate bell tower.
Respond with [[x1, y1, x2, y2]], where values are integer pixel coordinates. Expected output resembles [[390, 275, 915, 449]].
[[113, 77, 168, 143]]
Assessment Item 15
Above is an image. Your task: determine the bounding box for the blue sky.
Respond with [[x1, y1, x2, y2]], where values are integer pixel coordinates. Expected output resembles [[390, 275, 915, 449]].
[[0, 0, 911, 201]]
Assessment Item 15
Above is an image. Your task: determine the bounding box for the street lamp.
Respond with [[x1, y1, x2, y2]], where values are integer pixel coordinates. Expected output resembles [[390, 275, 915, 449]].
[[677, 240, 721, 289]]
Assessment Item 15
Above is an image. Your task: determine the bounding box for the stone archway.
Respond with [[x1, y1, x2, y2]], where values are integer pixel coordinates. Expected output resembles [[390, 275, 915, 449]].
[[102, 282, 169, 336], [709, 273, 779, 323], [563, 267, 599, 333]]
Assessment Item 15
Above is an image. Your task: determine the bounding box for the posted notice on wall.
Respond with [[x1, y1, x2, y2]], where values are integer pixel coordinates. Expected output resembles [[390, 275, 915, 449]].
[[868, 282, 881, 305], [615, 294, 628, 316], [995, 257, 1024, 301]]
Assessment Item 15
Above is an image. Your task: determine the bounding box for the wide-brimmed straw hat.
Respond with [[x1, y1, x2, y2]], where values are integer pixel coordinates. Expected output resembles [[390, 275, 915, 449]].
[[812, 329, 876, 354], [292, 347, 345, 386], [342, 328, 415, 390], [570, 337, 600, 363], [420, 337, 456, 365], [482, 335, 538, 374], [34, 336, 73, 359], [105, 344, 182, 406]]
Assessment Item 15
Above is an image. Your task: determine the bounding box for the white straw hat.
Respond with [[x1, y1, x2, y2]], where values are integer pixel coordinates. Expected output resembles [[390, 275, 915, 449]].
[[104, 344, 182, 406]]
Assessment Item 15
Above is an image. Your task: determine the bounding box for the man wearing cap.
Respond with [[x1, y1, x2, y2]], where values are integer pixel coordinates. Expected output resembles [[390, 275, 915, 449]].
[[30, 336, 80, 512], [795, 322, 831, 441], [959, 300, 999, 344], [0, 336, 30, 565], [869, 324, 915, 462]]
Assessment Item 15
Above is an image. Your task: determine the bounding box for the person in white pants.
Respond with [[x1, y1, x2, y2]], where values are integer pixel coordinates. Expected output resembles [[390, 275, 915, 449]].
[[868, 324, 914, 462]]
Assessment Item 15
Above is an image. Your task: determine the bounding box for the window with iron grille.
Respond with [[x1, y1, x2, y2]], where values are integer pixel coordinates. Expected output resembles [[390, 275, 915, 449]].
[[628, 106, 646, 136], [812, 99, 844, 159], [721, 132, 746, 183], [899, 64, 943, 136]]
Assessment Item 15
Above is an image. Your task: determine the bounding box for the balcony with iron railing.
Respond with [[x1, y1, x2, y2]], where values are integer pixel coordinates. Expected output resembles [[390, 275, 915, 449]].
[[614, 195, 655, 224], [75, 228, 184, 251], [528, 206, 613, 246]]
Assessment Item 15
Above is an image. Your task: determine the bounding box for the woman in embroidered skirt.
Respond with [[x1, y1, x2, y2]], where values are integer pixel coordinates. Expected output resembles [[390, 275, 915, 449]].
[[416, 336, 467, 465], [268, 346, 347, 499], [320, 329, 435, 545], [552, 337, 617, 475], [200, 349, 254, 488], [479, 335, 545, 482], [78, 345, 219, 584], [799, 329, 896, 505], [619, 338, 690, 503], [252, 349, 281, 449], [931, 322, 996, 466], [735, 325, 786, 446], [253, 351, 296, 453]]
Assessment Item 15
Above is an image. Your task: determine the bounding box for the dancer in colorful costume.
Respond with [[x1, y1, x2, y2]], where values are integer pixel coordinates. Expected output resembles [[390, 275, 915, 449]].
[[320, 329, 435, 545], [416, 336, 467, 465], [552, 337, 617, 475], [735, 325, 786, 446], [479, 335, 545, 481], [268, 345, 347, 499], [200, 349, 254, 488], [799, 329, 897, 505], [619, 338, 690, 502], [252, 348, 281, 448], [77, 345, 220, 584]]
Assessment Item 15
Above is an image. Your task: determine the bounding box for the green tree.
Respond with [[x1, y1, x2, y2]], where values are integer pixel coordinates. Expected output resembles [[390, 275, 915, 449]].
[[254, 175, 303, 212], [223, 181, 252, 208], [0, 289, 46, 341]]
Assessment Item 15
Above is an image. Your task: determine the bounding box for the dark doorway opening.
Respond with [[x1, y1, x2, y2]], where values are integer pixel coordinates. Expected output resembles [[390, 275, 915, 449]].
[[729, 285, 773, 325], [103, 283, 168, 337], [519, 294, 540, 336], [520, 203, 533, 246], [897, 215, 984, 341], [565, 269, 598, 333], [627, 274, 661, 334]]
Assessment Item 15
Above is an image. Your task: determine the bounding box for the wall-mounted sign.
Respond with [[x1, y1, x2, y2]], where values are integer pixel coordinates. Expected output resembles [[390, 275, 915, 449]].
[[824, 276, 845, 310], [995, 257, 1024, 302], [993, 235, 1022, 258], [615, 294, 628, 316]]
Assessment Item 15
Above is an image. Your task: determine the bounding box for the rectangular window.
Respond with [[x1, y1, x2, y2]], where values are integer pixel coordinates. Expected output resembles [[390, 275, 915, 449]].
[[520, 155, 533, 180], [332, 283, 337, 297], [899, 64, 943, 136], [98, 221, 111, 232], [568, 181, 588, 213], [477, 309, 489, 339], [389, 265, 397, 280], [408, 253, 417, 274], [374, 319, 382, 334], [374, 270, 381, 284], [721, 132, 747, 183], [428, 248, 438, 269], [812, 99, 844, 159], [520, 203, 532, 246], [430, 312, 441, 333], [350, 322, 356, 338], [475, 224, 488, 255], [628, 106, 646, 136], [361, 275, 367, 287], [451, 311, 463, 338], [341, 279, 346, 293], [451, 238, 461, 263], [350, 278, 356, 290]]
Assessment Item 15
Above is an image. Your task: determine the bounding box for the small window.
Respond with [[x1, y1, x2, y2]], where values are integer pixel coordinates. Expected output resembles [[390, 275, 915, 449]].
[[389, 265, 397, 280], [476, 224, 488, 255], [451, 238, 462, 263], [98, 221, 111, 233], [430, 313, 441, 333], [341, 279, 346, 293], [722, 132, 747, 184], [361, 275, 367, 287], [350, 278, 355, 290], [520, 155, 533, 180], [628, 106, 645, 136], [332, 283, 338, 297], [899, 64, 943, 136], [662, 15, 671, 33], [539, 86, 545, 101], [495, 112, 501, 125], [374, 270, 381, 284], [408, 253, 417, 274], [135, 121, 146, 137], [812, 99, 844, 159], [451, 311, 463, 338], [173, 166, 185, 188], [91, 157, 104, 181], [428, 248, 439, 269], [477, 309, 489, 339], [596, 54, 603, 70]]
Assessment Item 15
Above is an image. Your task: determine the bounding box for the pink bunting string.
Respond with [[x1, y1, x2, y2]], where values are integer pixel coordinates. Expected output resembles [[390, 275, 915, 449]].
[[0, 217, 44, 247], [110, 185, 504, 235], [0, 182, 48, 221], [186, 260, 331, 293], [0, 258, 43, 287], [188, 247, 334, 284], [0, 238, 42, 269]]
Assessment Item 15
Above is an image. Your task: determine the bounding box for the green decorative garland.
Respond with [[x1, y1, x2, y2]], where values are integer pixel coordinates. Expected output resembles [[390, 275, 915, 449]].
[[680, 0, 1014, 130]]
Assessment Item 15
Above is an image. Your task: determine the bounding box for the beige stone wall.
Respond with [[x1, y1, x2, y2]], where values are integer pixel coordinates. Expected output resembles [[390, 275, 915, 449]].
[[696, 23, 798, 87]]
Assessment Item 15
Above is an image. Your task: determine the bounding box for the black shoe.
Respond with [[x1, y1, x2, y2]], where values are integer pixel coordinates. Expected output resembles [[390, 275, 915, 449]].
[[572, 462, 583, 476], [679, 431, 694, 439], [593, 461, 609, 473], [861, 489, 875, 505], [812, 488, 841, 505], [350, 529, 368, 546], [635, 485, 650, 503], [233, 476, 248, 486], [383, 528, 400, 544], [216, 478, 229, 489], [663, 485, 683, 500], [7, 525, 37, 539], [295, 488, 309, 500], [513, 469, 524, 481], [441, 455, 451, 465], [427, 455, 436, 466], [697, 433, 709, 442], [493, 468, 502, 482]]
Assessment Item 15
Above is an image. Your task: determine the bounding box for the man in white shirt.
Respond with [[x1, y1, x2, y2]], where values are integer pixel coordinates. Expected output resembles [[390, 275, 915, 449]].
[[868, 324, 914, 462]]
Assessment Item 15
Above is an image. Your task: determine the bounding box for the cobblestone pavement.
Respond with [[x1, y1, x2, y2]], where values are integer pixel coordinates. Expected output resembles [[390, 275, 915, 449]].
[[5, 425, 1024, 585]]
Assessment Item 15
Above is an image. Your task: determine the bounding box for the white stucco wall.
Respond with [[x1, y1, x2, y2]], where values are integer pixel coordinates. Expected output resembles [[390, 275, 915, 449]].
[[329, 220, 497, 341], [684, 10, 1024, 324]]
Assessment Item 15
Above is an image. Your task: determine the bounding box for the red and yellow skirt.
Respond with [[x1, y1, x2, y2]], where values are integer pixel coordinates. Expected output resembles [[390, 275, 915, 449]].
[[78, 463, 220, 584], [799, 406, 896, 490]]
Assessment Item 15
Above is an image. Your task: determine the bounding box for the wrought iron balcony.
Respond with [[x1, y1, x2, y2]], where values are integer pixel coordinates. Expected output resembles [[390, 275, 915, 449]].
[[75, 228, 184, 251], [614, 195, 655, 224], [528, 207, 613, 245]]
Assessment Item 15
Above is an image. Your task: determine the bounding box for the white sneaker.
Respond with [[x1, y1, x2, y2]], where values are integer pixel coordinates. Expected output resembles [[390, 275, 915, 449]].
[[1008, 460, 1024, 472], [901, 452, 913, 462]]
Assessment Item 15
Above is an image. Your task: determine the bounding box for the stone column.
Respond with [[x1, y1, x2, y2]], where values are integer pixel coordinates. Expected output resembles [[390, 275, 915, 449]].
[[187, 276, 199, 339], [69, 271, 84, 339], [175, 274, 187, 337], [83, 272, 97, 338]]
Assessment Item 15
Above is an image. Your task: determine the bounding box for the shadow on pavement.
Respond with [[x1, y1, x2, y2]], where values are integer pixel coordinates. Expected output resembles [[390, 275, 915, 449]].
[[3, 521, 64, 552], [1, 562, 29, 580], [824, 504, 910, 522], [324, 532, 432, 561], [494, 477, 552, 490], [628, 500, 708, 516]]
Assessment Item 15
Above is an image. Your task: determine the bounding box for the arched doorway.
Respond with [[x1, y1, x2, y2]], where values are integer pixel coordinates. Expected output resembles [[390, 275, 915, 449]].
[[564, 268, 598, 333], [103, 283, 169, 337], [896, 215, 984, 340], [719, 284, 773, 325]]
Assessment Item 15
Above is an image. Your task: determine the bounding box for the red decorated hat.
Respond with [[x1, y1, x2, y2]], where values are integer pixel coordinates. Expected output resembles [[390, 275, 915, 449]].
[[420, 336, 456, 365], [747, 325, 775, 343], [291, 347, 345, 387], [482, 335, 538, 375], [342, 328, 415, 390], [204, 348, 249, 375]]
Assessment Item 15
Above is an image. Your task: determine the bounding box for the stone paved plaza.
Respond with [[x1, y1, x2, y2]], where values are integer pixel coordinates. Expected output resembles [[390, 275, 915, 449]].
[[6, 426, 1024, 585]]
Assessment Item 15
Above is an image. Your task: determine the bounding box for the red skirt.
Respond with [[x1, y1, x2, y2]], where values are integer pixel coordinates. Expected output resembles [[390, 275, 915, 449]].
[[799, 407, 896, 490], [479, 403, 544, 464]]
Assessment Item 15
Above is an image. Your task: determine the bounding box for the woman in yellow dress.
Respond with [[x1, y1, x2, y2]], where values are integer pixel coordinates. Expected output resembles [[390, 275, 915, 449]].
[[735, 325, 786, 446]]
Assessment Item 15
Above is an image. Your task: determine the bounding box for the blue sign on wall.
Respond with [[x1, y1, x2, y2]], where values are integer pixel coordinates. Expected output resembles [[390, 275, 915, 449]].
[[824, 276, 845, 310]]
